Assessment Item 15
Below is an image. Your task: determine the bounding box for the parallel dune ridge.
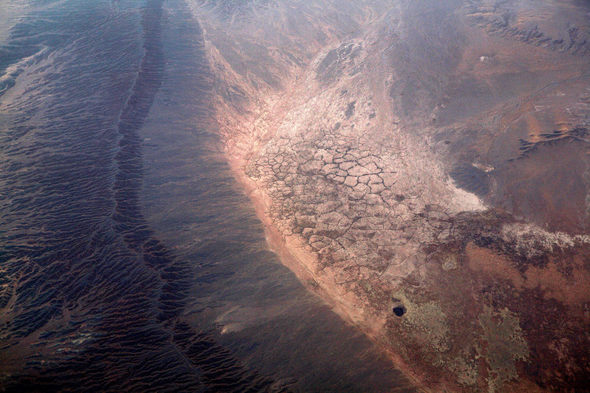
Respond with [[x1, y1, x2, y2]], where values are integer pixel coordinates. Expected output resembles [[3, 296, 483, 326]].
[[1, 1, 421, 391], [0, 1, 287, 391]]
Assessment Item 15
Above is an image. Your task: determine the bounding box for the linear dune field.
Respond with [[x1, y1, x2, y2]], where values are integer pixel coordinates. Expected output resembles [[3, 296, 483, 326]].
[[1, 0, 589, 392]]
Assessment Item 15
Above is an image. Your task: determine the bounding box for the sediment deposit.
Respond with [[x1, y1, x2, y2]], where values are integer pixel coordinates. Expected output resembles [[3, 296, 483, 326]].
[[189, 0, 590, 391]]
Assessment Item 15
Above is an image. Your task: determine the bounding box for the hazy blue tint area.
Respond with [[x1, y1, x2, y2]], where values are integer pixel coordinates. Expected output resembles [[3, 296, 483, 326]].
[[0, 1, 415, 391]]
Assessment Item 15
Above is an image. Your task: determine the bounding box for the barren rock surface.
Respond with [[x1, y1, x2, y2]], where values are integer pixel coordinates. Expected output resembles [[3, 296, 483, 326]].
[[190, 0, 590, 391]]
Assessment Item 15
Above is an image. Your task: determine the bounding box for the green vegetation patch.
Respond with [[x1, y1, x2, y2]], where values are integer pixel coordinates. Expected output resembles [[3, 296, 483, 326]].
[[393, 291, 450, 354], [478, 306, 529, 393], [450, 356, 479, 387]]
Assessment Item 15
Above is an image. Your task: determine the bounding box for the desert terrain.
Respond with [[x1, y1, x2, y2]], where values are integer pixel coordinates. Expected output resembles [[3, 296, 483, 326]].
[[188, 0, 590, 392]]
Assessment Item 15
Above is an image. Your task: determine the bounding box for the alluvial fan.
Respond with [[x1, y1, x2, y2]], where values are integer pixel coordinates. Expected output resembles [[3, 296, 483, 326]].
[[0, 0, 286, 391]]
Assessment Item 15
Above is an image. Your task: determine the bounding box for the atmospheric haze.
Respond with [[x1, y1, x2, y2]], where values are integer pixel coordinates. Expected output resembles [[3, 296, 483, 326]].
[[1, 0, 590, 392]]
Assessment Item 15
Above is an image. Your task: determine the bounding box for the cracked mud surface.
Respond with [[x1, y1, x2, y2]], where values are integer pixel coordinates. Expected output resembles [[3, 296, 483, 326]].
[[189, 0, 590, 391]]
